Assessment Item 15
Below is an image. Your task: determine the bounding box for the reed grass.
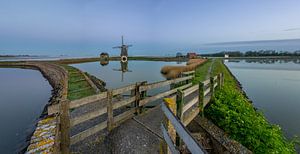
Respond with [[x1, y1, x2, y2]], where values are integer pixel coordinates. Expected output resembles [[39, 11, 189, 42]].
[[161, 59, 206, 79]]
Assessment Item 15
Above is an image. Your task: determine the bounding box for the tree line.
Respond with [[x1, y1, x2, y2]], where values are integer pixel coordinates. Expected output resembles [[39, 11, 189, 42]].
[[200, 50, 300, 57]]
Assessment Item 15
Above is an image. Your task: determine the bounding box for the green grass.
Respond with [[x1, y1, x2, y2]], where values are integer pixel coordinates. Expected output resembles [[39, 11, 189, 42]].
[[194, 59, 296, 153], [68, 88, 95, 100], [63, 65, 96, 101], [192, 59, 212, 84]]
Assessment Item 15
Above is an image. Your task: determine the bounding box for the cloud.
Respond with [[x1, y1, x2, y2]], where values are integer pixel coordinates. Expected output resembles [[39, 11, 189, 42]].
[[284, 28, 300, 31]]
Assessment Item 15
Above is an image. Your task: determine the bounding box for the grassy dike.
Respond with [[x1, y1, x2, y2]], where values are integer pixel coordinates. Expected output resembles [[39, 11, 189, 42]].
[[192, 59, 212, 84], [63, 65, 96, 100], [195, 59, 296, 153]]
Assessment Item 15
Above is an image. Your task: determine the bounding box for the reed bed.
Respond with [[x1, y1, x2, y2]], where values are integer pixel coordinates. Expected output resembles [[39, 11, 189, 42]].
[[161, 59, 206, 79]]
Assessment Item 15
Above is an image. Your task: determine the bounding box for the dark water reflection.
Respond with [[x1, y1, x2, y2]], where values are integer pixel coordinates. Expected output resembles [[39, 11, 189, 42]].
[[225, 59, 300, 144], [0, 68, 51, 153]]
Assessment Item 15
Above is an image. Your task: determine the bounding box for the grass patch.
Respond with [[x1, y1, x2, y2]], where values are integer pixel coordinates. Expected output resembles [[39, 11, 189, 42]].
[[196, 59, 296, 153], [68, 88, 95, 100], [192, 59, 212, 84], [63, 65, 96, 101]]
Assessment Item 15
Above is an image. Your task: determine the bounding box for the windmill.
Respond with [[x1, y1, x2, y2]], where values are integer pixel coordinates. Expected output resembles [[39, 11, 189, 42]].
[[113, 36, 132, 62]]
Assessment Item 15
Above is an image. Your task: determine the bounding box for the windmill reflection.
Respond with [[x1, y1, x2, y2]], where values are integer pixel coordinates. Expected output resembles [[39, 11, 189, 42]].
[[113, 61, 132, 82]]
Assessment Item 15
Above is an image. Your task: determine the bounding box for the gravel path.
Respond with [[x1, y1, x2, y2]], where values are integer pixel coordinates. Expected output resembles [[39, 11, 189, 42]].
[[70, 105, 163, 154]]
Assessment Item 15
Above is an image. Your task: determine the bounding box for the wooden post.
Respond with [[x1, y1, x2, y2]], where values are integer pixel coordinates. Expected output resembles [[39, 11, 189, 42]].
[[134, 82, 141, 114], [176, 89, 184, 148], [163, 98, 177, 154], [185, 74, 190, 85], [217, 73, 221, 89], [221, 73, 224, 86], [107, 90, 114, 131], [210, 76, 215, 97], [198, 82, 204, 117], [130, 89, 136, 108], [60, 100, 70, 154], [139, 81, 147, 113]]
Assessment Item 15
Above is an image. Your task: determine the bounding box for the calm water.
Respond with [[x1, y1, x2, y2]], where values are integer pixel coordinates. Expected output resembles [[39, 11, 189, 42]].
[[225, 59, 300, 142], [0, 68, 52, 153], [71, 60, 185, 97]]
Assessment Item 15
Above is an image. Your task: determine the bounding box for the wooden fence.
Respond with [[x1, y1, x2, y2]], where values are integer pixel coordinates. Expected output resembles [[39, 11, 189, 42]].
[[58, 71, 196, 153], [161, 73, 223, 154]]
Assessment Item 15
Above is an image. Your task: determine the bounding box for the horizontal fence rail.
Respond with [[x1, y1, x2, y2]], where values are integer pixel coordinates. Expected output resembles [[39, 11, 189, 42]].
[[59, 71, 196, 151], [69, 92, 107, 109], [139, 83, 192, 106], [161, 102, 206, 154], [139, 75, 193, 92], [161, 73, 223, 154]]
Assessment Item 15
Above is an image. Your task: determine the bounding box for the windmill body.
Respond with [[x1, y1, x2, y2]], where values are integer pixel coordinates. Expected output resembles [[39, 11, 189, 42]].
[[113, 36, 132, 62]]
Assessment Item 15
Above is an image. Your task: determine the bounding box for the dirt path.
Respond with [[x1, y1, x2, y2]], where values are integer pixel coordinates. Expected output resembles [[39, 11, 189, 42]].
[[205, 59, 215, 79]]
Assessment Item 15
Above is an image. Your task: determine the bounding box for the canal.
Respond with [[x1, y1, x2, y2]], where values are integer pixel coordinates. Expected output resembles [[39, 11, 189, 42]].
[[225, 59, 300, 148], [0, 68, 52, 153], [71, 60, 185, 96]]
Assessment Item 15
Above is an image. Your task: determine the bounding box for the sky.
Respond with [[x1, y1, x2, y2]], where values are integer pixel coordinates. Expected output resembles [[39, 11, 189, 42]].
[[1, 0, 300, 56]]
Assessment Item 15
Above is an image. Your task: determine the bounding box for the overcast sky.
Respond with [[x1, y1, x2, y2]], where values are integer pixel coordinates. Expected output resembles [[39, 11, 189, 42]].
[[1, 0, 300, 56]]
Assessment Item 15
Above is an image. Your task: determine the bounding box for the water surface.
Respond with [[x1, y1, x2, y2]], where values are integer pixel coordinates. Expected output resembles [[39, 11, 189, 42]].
[[71, 60, 185, 97], [225, 59, 300, 141], [0, 68, 52, 153]]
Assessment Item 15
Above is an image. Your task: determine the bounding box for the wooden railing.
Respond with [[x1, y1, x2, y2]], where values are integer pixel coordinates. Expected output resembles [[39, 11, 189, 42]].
[[58, 71, 196, 152], [161, 73, 223, 154]]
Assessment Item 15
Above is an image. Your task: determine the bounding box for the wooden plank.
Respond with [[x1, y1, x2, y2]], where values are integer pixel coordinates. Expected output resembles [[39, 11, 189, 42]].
[[181, 71, 195, 75], [210, 77, 215, 96], [70, 121, 107, 145], [161, 124, 180, 154], [139, 81, 148, 113], [139, 76, 193, 92], [217, 73, 221, 89], [202, 79, 210, 86], [70, 107, 106, 127], [113, 108, 136, 126], [203, 97, 211, 107], [69, 92, 107, 109], [135, 82, 141, 114], [182, 96, 198, 114], [204, 87, 210, 96], [113, 96, 136, 110], [176, 89, 184, 147], [198, 82, 204, 117], [139, 83, 192, 106], [161, 103, 206, 154], [81, 70, 99, 93], [221, 73, 224, 86], [183, 108, 200, 126], [60, 100, 70, 154], [213, 75, 218, 81], [107, 90, 113, 131], [214, 82, 218, 88], [183, 84, 199, 97], [112, 84, 136, 96]]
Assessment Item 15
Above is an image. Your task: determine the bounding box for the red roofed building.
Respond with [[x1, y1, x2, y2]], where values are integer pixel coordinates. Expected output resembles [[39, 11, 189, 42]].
[[187, 52, 197, 59]]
